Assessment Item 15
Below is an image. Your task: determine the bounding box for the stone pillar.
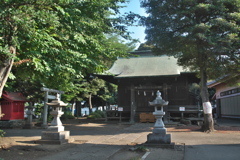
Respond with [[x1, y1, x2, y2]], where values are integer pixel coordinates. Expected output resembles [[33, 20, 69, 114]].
[[42, 91, 49, 129]]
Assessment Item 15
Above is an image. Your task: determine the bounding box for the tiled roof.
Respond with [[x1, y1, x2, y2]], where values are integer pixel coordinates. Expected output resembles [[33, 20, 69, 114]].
[[106, 55, 191, 78]]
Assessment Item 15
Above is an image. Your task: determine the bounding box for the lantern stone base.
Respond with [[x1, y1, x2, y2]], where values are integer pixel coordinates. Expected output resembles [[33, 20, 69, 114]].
[[36, 131, 73, 144], [146, 133, 171, 144]]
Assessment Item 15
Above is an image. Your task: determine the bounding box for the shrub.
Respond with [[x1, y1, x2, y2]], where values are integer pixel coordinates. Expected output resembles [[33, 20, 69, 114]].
[[87, 114, 96, 119], [87, 110, 105, 119], [136, 145, 149, 152], [95, 110, 105, 118], [0, 129, 6, 137], [61, 111, 75, 120]]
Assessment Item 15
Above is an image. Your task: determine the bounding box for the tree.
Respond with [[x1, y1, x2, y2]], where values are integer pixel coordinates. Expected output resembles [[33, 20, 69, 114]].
[[136, 43, 154, 51], [97, 81, 118, 108], [0, 0, 136, 98], [141, 0, 240, 132], [78, 77, 105, 113]]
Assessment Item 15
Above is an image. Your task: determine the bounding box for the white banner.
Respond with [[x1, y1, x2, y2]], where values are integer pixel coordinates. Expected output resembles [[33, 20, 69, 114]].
[[203, 102, 212, 114]]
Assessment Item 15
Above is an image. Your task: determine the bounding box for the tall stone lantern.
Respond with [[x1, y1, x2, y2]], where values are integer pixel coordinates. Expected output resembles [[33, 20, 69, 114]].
[[47, 94, 67, 132], [37, 94, 73, 144], [147, 90, 171, 144]]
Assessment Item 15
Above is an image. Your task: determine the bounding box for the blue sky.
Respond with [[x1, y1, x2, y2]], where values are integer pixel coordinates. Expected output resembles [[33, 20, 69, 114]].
[[119, 0, 147, 47]]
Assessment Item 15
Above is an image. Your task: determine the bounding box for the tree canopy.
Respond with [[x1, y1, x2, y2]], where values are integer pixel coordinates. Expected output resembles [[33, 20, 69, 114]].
[[141, 0, 240, 132], [0, 0, 137, 96], [141, 0, 240, 80]]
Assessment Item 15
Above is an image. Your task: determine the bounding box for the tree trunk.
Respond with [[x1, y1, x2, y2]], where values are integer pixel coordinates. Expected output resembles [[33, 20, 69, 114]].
[[0, 48, 15, 97], [200, 67, 214, 132], [89, 93, 93, 114], [0, 46, 15, 120], [0, 105, 4, 120]]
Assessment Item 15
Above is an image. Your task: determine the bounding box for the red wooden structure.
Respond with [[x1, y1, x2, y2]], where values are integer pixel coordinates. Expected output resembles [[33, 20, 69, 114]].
[[1, 91, 28, 120]]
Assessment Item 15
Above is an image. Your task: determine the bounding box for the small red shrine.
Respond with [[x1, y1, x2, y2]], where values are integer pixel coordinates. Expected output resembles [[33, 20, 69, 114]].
[[0, 91, 28, 120]]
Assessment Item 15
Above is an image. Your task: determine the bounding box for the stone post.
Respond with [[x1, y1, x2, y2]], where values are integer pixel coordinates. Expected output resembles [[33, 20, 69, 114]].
[[42, 91, 49, 128]]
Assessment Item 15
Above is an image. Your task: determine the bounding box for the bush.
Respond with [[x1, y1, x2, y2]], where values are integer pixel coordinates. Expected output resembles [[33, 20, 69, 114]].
[[87, 114, 96, 119], [95, 110, 105, 118], [87, 110, 105, 119], [0, 129, 6, 137], [61, 111, 75, 120], [61, 114, 75, 120]]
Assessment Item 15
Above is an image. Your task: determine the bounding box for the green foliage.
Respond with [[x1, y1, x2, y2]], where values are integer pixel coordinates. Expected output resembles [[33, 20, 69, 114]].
[[80, 77, 106, 99], [140, 0, 240, 131], [87, 110, 105, 119], [76, 77, 118, 111], [135, 145, 148, 152], [97, 80, 118, 105], [34, 103, 44, 116], [136, 43, 154, 51], [0, 0, 139, 98], [95, 110, 105, 118], [189, 83, 200, 97], [0, 129, 6, 137], [141, 0, 240, 81], [47, 114, 53, 122], [61, 111, 75, 120], [60, 104, 75, 120]]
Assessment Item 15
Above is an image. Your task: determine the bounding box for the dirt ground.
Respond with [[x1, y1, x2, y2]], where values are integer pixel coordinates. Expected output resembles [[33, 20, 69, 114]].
[[1, 119, 240, 160], [0, 137, 80, 160], [0, 119, 146, 160]]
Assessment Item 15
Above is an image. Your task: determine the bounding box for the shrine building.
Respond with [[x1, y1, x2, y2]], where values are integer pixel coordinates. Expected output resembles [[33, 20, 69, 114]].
[[98, 51, 200, 123]]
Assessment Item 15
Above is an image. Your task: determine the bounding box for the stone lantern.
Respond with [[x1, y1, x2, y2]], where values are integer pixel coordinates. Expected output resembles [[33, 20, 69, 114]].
[[23, 104, 35, 129], [46, 94, 67, 132], [147, 90, 171, 144], [37, 94, 73, 144]]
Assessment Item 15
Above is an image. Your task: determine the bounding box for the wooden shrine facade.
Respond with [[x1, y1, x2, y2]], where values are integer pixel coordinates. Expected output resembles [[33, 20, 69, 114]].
[[99, 51, 200, 122], [117, 74, 200, 122]]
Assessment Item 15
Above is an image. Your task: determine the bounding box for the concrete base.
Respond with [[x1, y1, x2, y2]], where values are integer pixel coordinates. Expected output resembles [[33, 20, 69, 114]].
[[36, 137, 74, 145], [153, 128, 166, 134], [146, 133, 171, 144], [144, 142, 177, 149], [36, 131, 72, 145]]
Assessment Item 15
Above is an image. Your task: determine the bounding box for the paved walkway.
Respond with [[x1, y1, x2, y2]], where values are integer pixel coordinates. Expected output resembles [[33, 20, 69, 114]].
[[2, 118, 240, 160]]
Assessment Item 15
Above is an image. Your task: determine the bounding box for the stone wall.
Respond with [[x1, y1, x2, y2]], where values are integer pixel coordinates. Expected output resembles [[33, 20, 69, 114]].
[[0, 120, 25, 128]]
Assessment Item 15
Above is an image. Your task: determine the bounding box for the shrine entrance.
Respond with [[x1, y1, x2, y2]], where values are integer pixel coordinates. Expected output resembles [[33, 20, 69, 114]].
[[130, 84, 171, 123]]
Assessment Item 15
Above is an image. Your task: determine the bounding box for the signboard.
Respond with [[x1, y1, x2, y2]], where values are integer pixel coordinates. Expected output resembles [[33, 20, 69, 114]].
[[118, 107, 123, 111], [179, 107, 185, 111]]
